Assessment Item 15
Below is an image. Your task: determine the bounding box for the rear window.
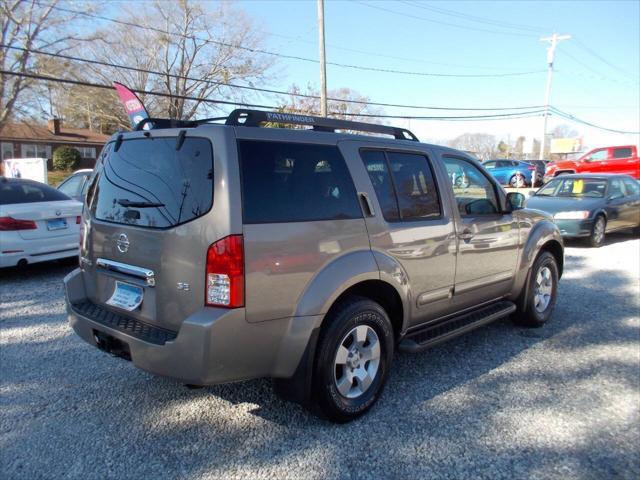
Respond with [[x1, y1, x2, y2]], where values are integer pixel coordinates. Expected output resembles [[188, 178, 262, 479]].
[[613, 147, 633, 159], [91, 136, 213, 228], [238, 140, 361, 224], [0, 179, 70, 205]]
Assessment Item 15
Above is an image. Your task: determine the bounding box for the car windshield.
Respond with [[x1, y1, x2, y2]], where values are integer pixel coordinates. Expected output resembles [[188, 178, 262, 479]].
[[536, 178, 607, 198]]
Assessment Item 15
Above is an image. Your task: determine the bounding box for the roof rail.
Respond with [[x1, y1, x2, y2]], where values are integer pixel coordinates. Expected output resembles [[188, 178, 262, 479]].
[[225, 109, 419, 141]]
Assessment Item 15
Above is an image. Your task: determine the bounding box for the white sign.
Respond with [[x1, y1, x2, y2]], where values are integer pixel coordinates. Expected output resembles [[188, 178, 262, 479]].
[[106, 281, 144, 311], [2, 158, 48, 183]]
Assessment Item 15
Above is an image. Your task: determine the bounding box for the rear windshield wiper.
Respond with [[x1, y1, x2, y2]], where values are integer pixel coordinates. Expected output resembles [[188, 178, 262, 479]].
[[117, 199, 165, 208]]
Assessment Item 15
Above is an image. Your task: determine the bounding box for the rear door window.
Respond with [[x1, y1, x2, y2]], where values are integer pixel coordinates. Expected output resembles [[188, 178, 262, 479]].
[[238, 140, 361, 223], [613, 147, 633, 159], [91, 136, 213, 228]]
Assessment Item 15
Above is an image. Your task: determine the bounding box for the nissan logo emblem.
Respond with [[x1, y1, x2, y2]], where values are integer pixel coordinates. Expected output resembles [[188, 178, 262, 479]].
[[116, 233, 130, 253]]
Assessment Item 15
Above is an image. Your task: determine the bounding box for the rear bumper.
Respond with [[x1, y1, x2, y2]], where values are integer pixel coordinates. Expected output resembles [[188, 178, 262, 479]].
[[555, 219, 594, 238], [64, 268, 322, 385], [0, 234, 78, 267]]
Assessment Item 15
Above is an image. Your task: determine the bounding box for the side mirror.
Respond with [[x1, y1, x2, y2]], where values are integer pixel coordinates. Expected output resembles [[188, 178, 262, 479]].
[[506, 192, 526, 211], [528, 190, 536, 197]]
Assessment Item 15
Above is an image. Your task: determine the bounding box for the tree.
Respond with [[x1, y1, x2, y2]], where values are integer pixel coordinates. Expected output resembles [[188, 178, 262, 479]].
[[277, 84, 384, 123], [447, 133, 497, 160], [0, 0, 92, 129], [550, 124, 579, 139], [53, 146, 81, 171], [84, 0, 273, 121]]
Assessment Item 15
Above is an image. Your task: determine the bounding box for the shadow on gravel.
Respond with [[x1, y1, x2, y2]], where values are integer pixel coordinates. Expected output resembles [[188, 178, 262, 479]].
[[563, 230, 638, 249], [1, 244, 639, 479]]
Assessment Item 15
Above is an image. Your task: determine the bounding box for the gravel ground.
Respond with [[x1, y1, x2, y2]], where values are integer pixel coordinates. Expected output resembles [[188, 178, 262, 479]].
[[1, 234, 639, 479]]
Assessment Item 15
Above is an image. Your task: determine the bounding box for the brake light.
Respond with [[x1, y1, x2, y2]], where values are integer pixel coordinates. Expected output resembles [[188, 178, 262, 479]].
[[0, 217, 37, 231], [76, 216, 81, 224], [205, 235, 244, 308]]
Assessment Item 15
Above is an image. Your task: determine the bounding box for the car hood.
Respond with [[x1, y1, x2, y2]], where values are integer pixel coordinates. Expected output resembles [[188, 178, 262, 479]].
[[525, 195, 603, 215]]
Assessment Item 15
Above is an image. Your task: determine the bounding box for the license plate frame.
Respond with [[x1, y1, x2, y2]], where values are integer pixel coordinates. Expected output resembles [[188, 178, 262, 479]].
[[106, 281, 144, 311], [47, 218, 68, 231]]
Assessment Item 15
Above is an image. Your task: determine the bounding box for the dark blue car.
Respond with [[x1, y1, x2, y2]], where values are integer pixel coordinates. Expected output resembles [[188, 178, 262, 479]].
[[482, 160, 538, 188]]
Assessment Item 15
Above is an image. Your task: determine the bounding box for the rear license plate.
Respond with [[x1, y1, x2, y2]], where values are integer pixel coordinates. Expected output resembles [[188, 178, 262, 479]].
[[106, 281, 143, 311], [47, 218, 68, 230]]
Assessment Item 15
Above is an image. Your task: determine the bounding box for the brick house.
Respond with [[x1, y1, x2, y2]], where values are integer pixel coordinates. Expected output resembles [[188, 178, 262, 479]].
[[0, 119, 110, 171]]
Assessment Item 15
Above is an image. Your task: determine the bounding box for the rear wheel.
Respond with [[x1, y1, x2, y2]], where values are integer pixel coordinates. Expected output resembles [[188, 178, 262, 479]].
[[588, 215, 606, 248], [313, 296, 394, 423], [509, 173, 526, 188], [514, 251, 559, 328]]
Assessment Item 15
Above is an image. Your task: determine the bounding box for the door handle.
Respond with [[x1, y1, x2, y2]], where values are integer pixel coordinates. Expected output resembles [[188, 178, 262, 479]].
[[359, 192, 375, 217], [458, 229, 474, 241]]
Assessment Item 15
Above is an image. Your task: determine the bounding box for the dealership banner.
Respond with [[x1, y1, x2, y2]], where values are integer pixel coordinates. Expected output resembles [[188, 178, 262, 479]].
[[113, 82, 151, 130], [550, 138, 583, 154]]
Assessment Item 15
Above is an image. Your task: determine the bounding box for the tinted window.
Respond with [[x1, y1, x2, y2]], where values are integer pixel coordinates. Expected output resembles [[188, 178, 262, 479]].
[[57, 174, 83, 198], [361, 150, 400, 221], [386, 152, 440, 220], [443, 157, 499, 216], [613, 147, 632, 159], [0, 179, 70, 205], [91, 137, 213, 228], [239, 141, 361, 223], [623, 178, 639, 196]]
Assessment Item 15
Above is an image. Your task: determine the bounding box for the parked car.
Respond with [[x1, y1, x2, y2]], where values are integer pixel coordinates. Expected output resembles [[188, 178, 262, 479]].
[[0, 177, 82, 267], [64, 110, 563, 422], [56, 169, 93, 201], [526, 174, 640, 247], [526, 160, 549, 186], [482, 159, 537, 188], [544, 145, 640, 183]]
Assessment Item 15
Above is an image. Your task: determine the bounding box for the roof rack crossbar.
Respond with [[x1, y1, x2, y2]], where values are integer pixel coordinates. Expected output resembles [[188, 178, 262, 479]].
[[225, 109, 419, 141]]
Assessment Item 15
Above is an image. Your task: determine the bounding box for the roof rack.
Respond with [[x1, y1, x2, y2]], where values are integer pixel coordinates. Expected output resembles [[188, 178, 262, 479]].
[[225, 109, 419, 141]]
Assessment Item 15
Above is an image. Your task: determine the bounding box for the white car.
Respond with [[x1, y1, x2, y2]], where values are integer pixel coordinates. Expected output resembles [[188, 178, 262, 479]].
[[0, 177, 83, 268]]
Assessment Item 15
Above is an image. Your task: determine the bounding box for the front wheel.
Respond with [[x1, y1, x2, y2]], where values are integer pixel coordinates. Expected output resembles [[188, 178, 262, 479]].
[[589, 215, 606, 248], [514, 251, 559, 328], [313, 297, 394, 423]]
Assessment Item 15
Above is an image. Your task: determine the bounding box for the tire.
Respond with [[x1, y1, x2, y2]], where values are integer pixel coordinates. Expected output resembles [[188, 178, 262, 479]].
[[514, 251, 559, 328], [509, 173, 526, 188], [588, 215, 606, 248], [313, 296, 394, 423]]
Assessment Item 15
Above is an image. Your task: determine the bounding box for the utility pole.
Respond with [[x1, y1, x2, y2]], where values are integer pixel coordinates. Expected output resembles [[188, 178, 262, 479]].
[[539, 33, 571, 160], [317, 0, 328, 117]]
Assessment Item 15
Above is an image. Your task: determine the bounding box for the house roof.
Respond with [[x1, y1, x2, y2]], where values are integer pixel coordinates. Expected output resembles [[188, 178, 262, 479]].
[[0, 122, 110, 145]]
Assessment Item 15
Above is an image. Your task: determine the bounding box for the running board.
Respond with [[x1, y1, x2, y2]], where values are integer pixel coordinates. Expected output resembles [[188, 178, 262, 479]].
[[399, 301, 516, 353]]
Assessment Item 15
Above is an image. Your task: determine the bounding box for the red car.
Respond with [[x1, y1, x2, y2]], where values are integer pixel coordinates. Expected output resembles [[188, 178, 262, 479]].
[[544, 145, 640, 183]]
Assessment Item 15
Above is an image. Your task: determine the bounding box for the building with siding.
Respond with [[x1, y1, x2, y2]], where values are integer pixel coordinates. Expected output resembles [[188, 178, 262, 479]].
[[0, 119, 109, 170]]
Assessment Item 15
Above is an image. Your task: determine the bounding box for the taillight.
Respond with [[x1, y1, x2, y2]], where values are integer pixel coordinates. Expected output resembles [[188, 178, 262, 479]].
[[527, 165, 536, 170], [205, 235, 244, 308], [76, 216, 81, 224], [0, 217, 37, 231]]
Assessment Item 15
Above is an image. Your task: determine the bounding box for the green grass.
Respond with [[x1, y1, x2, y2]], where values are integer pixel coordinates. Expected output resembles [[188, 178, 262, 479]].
[[47, 169, 73, 186]]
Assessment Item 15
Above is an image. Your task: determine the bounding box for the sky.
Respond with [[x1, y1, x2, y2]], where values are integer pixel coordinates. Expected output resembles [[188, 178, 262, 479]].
[[96, 0, 640, 151], [230, 0, 640, 150]]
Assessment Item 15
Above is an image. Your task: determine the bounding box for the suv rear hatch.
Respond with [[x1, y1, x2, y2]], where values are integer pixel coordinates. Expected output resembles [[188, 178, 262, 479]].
[[81, 132, 220, 332]]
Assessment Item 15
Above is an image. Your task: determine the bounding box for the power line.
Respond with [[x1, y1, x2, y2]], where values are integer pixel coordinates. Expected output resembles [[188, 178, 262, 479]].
[[400, 1, 547, 34], [0, 44, 547, 111], [355, 0, 539, 38], [34, 1, 545, 79], [550, 107, 640, 135], [573, 38, 639, 82]]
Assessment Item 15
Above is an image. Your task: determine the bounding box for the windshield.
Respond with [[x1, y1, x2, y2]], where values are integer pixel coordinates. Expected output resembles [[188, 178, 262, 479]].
[[90, 136, 213, 228], [536, 178, 607, 198]]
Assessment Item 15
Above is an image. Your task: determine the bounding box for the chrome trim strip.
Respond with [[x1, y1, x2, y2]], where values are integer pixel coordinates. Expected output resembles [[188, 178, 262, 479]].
[[96, 258, 155, 287]]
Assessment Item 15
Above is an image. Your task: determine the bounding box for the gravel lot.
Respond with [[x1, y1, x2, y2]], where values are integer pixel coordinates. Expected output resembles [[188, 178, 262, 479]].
[[1, 234, 639, 479]]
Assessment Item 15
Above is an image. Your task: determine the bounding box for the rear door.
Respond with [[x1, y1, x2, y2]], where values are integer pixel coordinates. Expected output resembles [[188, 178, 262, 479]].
[[609, 147, 637, 177], [341, 141, 457, 326], [82, 128, 236, 332]]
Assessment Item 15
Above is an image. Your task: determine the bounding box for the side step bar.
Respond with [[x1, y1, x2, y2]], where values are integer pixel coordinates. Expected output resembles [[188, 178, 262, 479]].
[[399, 301, 516, 353]]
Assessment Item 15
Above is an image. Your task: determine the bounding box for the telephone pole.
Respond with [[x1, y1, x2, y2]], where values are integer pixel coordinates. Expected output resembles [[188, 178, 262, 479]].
[[317, 0, 328, 117], [539, 33, 571, 160]]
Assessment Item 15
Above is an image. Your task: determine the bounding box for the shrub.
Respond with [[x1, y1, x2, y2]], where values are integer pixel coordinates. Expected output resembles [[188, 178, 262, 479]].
[[53, 146, 81, 171]]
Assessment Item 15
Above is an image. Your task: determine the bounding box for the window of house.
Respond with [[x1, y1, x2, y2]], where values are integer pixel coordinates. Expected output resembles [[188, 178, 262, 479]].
[[21, 144, 51, 158], [1, 142, 14, 160], [76, 146, 97, 159]]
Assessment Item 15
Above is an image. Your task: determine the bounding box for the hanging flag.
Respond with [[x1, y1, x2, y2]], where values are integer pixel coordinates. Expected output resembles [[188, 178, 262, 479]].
[[113, 82, 151, 129]]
